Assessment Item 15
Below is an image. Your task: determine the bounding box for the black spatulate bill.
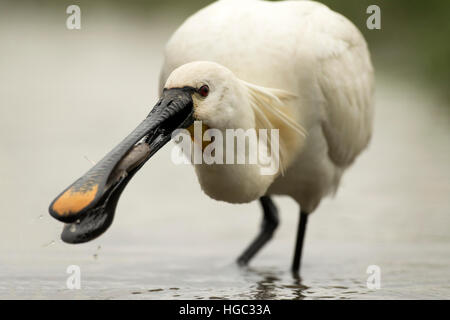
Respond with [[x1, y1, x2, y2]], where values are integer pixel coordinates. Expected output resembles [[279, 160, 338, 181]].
[[49, 87, 195, 243]]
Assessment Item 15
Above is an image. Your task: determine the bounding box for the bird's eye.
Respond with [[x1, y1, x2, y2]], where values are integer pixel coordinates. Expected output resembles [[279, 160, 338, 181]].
[[198, 85, 209, 97]]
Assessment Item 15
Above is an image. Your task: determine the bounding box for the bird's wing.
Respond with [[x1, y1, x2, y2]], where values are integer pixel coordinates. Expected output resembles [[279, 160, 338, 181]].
[[309, 7, 375, 167]]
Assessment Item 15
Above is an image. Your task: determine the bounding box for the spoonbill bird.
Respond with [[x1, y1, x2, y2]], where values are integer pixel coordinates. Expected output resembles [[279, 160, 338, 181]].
[[49, 0, 374, 273]]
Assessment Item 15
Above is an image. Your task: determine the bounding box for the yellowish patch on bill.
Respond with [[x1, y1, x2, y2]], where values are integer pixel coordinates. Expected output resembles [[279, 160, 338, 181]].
[[187, 123, 211, 150], [52, 185, 98, 216]]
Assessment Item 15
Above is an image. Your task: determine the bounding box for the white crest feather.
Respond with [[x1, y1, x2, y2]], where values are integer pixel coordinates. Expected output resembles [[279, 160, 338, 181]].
[[241, 80, 306, 175]]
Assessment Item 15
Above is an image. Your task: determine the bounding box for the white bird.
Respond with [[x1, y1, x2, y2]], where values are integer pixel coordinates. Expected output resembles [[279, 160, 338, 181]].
[[49, 0, 374, 273]]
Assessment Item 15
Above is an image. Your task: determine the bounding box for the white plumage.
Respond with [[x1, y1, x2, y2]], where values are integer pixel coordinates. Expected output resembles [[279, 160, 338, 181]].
[[160, 0, 374, 214]]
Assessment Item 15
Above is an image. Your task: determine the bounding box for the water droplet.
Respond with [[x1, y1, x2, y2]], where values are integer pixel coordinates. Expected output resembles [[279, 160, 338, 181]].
[[75, 219, 80, 224], [84, 155, 97, 165], [42, 240, 55, 247], [70, 225, 76, 233]]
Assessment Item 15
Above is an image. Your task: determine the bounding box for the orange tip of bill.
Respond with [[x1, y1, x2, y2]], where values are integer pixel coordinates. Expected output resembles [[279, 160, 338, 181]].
[[51, 184, 98, 217]]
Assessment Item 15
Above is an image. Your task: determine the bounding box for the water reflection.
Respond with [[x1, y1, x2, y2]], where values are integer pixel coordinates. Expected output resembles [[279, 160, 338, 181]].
[[241, 267, 309, 300], [120, 265, 314, 300]]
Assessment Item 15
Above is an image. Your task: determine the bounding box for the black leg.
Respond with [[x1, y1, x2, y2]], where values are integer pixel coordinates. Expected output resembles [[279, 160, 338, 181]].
[[292, 211, 309, 274], [237, 196, 279, 266]]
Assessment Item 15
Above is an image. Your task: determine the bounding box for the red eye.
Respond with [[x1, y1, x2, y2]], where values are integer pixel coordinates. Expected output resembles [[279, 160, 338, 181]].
[[198, 85, 209, 97]]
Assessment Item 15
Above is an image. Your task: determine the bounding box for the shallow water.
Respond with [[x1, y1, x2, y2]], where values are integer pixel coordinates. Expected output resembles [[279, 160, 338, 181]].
[[0, 5, 449, 299]]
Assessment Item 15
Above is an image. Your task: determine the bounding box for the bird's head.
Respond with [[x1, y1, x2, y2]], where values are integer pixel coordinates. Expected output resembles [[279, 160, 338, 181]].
[[164, 61, 255, 131]]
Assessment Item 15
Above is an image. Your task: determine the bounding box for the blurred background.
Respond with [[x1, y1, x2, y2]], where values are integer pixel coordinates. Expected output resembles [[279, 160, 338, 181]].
[[0, 0, 448, 299]]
